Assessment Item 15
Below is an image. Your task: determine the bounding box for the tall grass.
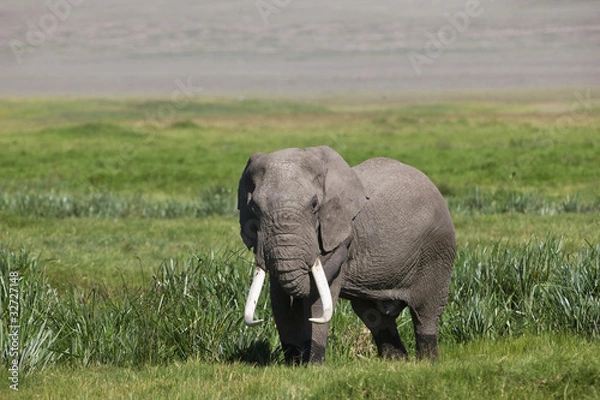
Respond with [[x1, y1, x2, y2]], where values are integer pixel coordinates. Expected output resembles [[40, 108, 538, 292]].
[[0, 250, 62, 375], [1, 248, 278, 375], [443, 238, 600, 342], [2, 187, 599, 219], [0, 187, 236, 219], [447, 188, 600, 215], [1, 238, 599, 375], [0, 248, 277, 374]]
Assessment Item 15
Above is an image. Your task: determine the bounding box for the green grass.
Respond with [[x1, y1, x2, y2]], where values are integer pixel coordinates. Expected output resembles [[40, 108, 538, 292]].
[[3, 336, 599, 399], [0, 215, 237, 291], [1, 97, 598, 197], [0, 95, 599, 397]]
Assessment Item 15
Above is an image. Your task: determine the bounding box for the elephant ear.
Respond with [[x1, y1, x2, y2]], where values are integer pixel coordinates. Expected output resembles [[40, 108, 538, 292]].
[[306, 146, 367, 253], [238, 152, 264, 250]]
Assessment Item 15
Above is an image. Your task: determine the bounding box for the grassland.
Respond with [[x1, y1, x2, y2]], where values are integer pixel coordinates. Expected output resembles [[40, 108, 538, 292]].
[[0, 94, 599, 398]]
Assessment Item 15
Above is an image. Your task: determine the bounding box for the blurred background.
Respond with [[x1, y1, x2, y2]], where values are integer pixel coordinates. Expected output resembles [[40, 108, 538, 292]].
[[1, 0, 598, 96]]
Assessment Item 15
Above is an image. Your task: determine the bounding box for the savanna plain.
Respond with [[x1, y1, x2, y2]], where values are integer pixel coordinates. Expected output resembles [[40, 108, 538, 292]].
[[1, 93, 599, 399]]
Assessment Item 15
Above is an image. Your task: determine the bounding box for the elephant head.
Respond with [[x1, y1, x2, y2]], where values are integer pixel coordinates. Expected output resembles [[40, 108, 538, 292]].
[[238, 146, 367, 326]]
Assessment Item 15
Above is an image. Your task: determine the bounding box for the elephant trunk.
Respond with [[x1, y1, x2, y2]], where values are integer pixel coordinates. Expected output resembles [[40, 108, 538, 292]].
[[263, 230, 316, 298], [273, 259, 312, 298]]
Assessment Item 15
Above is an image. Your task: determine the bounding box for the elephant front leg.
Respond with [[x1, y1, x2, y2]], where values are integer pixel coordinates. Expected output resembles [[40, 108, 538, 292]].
[[270, 271, 342, 364], [302, 295, 330, 364], [302, 270, 343, 363], [269, 275, 308, 365]]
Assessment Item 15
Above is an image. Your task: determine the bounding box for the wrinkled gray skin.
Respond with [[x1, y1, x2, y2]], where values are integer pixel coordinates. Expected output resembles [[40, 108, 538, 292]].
[[238, 146, 455, 364]]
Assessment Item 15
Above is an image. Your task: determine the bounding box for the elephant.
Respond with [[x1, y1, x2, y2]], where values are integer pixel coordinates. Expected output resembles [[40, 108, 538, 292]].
[[238, 146, 456, 364]]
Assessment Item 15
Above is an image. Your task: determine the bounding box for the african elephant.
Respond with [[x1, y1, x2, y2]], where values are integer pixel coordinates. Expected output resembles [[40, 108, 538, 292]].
[[238, 146, 455, 364]]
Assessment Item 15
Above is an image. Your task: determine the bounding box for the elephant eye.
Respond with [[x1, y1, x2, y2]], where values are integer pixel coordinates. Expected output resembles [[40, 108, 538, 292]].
[[248, 199, 260, 215], [311, 195, 319, 214]]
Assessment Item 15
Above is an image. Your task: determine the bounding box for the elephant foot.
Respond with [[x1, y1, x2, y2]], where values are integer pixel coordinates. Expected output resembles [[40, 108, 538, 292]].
[[282, 343, 304, 365], [374, 328, 409, 360], [351, 298, 409, 360], [307, 340, 326, 364], [379, 343, 408, 360], [415, 333, 439, 361], [282, 341, 326, 365]]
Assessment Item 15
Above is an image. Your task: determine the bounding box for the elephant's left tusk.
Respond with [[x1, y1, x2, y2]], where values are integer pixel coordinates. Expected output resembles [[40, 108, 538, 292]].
[[308, 258, 333, 324], [244, 267, 266, 326]]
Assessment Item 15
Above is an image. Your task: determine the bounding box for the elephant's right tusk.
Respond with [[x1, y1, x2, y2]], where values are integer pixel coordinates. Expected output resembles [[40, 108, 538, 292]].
[[308, 258, 333, 324], [244, 267, 266, 326]]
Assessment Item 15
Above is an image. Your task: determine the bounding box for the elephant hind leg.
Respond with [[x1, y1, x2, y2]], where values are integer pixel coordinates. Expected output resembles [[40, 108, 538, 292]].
[[408, 262, 452, 361], [409, 306, 441, 361], [351, 299, 408, 360]]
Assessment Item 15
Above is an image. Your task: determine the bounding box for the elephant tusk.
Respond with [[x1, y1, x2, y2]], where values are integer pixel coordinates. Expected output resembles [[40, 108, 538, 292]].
[[308, 258, 333, 324], [244, 267, 266, 326]]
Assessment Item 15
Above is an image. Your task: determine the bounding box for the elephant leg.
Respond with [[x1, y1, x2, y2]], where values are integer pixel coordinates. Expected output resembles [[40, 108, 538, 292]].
[[351, 298, 408, 359], [408, 257, 452, 361], [269, 275, 307, 365], [302, 271, 343, 364], [409, 304, 442, 361], [302, 300, 329, 364]]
